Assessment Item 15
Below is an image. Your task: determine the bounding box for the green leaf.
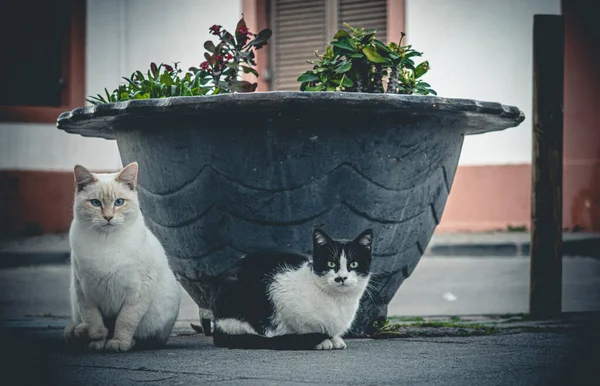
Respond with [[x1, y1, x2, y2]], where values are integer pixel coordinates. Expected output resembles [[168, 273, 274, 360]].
[[427, 89, 437, 96], [297, 73, 319, 82], [241, 66, 259, 77], [341, 77, 353, 87], [104, 88, 112, 101], [334, 61, 352, 73], [373, 39, 391, 53], [362, 46, 388, 63], [305, 84, 325, 91], [235, 17, 247, 46], [247, 29, 272, 49], [405, 50, 422, 58], [333, 29, 350, 39], [331, 39, 354, 52], [204, 40, 216, 53], [414, 62, 430, 78], [222, 31, 235, 45]]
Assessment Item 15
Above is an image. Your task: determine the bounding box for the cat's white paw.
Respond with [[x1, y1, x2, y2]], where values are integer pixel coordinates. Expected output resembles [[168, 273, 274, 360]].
[[331, 336, 347, 350], [88, 339, 107, 351], [64, 322, 77, 342], [105, 338, 135, 353], [73, 323, 108, 341], [315, 339, 334, 350]]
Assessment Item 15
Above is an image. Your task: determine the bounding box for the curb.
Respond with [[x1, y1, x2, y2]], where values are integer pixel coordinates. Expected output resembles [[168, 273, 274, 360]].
[[0, 251, 70, 269], [425, 234, 600, 258], [1, 233, 599, 269]]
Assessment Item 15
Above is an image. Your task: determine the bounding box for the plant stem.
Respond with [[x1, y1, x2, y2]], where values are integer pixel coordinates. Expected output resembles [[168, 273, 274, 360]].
[[386, 65, 399, 94], [372, 64, 384, 93]]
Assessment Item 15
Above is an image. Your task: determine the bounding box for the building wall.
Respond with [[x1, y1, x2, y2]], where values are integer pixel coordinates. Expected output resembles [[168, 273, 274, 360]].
[[3, 0, 597, 236], [1, 0, 242, 236], [409, 0, 600, 232], [562, 0, 600, 231], [406, 0, 560, 166]]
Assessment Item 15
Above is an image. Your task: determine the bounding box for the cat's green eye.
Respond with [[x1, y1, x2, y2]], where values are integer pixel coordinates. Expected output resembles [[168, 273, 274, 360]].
[[349, 261, 359, 269], [327, 261, 336, 268], [114, 198, 125, 206], [90, 199, 102, 207]]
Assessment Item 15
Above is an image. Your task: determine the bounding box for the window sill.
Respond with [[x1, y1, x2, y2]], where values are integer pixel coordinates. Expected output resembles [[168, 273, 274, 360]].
[[0, 105, 82, 124]]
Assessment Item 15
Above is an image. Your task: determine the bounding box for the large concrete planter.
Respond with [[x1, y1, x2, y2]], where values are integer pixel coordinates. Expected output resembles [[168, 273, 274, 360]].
[[57, 92, 524, 334]]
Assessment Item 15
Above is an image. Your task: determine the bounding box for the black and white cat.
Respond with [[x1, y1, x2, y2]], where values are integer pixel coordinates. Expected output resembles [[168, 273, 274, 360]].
[[212, 228, 373, 350]]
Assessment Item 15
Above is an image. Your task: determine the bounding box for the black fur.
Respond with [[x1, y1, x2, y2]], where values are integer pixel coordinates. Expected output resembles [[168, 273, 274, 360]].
[[312, 228, 372, 277], [212, 251, 307, 335], [213, 329, 330, 350]]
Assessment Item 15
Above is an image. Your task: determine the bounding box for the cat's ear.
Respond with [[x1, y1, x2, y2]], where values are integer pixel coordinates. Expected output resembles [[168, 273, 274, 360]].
[[74, 165, 96, 192], [352, 229, 373, 250], [313, 228, 333, 248], [116, 162, 138, 190]]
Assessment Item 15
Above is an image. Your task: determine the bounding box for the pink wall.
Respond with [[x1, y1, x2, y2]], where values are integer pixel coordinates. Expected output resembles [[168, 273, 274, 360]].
[[438, 1, 600, 233]]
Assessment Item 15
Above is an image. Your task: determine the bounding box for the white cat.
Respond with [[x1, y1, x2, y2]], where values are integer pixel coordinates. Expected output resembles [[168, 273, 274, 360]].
[[64, 162, 181, 352]]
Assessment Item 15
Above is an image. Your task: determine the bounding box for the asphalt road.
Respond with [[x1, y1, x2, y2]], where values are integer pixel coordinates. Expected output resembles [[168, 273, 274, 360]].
[[1, 257, 600, 385], [2, 320, 599, 386], [1, 257, 599, 321]]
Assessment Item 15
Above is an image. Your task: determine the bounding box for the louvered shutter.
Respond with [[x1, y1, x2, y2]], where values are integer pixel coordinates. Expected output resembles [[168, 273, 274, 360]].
[[270, 0, 388, 91], [338, 0, 388, 43], [271, 0, 328, 91]]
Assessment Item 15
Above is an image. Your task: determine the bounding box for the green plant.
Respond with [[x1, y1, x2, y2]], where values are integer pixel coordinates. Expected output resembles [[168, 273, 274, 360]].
[[297, 23, 436, 95], [87, 17, 271, 105], [373, 318, 500, 338], [506, 224, 527, 232]]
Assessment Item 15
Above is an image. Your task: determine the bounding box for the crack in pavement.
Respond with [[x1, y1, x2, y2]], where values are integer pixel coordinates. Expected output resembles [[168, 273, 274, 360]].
[[55, 363, 349, 385]]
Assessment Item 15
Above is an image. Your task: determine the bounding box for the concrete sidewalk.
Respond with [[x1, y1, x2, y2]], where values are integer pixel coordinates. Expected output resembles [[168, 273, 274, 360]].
[[2, 231, 600, 268], [1, 313, 598, 385]]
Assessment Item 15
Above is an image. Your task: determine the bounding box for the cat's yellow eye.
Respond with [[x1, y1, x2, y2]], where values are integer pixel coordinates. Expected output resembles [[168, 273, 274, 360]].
[[349, 261, 359, 269], [327, 261, 336, 268], [90, 199, 102, 207], [114, 198, 125, 206]]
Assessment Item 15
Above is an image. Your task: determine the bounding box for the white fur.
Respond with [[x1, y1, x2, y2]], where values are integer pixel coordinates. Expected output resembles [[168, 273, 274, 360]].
[[64, 165, 180, 352], [215, 318, 258, 335], [267, 261, 369, 349]]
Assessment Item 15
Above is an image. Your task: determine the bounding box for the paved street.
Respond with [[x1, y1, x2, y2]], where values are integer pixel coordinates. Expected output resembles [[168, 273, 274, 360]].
[[2, 257, 599, 321], [1, 256, 599, 385], [2, 315, 599, 386]]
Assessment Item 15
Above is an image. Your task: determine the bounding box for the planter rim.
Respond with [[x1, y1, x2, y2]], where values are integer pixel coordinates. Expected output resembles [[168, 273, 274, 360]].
[[56, 92, 525, 140]]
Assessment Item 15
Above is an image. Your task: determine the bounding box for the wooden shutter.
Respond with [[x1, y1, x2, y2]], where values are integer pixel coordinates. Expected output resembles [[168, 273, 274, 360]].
[[338, 0, 388, 43], [270, 0, 388, 91], [271, 0, 329, 91]]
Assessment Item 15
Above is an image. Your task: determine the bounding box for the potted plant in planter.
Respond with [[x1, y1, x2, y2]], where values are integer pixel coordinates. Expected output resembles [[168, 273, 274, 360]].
[[58, 20, 524, 335]]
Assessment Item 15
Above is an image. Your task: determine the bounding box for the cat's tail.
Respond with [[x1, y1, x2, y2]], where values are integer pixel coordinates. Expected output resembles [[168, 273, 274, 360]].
[[213, 329, 330, 350]]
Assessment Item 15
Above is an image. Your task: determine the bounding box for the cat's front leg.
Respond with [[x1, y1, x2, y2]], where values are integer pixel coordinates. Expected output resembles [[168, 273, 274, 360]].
[[315, 339, 333, 350], [315, 336, 347, 350], [70, 273, 109, 349], [105, 290, 151, 352], [330, 336, 347, 349]]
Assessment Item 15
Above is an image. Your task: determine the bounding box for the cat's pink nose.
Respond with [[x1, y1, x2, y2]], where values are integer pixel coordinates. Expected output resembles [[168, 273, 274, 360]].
[[104, 216, 113, 222]]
